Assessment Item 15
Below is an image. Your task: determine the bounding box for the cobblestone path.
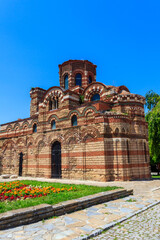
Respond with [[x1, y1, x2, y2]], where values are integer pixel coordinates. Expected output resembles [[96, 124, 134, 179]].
[[93, 203, 160, 240]]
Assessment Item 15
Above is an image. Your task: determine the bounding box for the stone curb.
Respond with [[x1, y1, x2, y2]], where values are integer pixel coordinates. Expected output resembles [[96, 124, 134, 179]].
[[0, 188, 133, 230], [74, 199, 160, 240]]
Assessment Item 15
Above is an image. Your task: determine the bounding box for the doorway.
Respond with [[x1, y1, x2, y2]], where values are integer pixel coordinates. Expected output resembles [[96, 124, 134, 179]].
[[51, 141, 61, 178], [19, 152, 23, 176]]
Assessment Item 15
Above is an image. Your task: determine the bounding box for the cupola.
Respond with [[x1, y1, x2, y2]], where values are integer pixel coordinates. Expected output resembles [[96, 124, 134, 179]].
[[58, 60, 97, 90]]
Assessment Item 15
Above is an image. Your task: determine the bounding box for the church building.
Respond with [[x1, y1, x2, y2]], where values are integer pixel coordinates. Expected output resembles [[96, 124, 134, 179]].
[[0, 60, 151, 181]]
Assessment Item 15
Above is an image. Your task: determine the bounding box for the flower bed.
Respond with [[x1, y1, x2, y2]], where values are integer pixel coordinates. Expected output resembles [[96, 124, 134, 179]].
[[0, 181, 76, 201], [0, 180, 120, 214]]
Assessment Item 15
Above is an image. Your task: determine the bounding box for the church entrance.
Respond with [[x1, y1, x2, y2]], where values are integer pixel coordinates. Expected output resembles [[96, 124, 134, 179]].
[[19, 152, 23, 176], [51, 141, 61, 178]]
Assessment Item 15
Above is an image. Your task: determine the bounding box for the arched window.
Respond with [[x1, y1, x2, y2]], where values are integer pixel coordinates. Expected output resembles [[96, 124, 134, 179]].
[[53, 97, 59, 109], [75, 73, 82, 87], [64, 75, 68, 90], [91, 93, 100, 101], [33, 124, 37, 133], [51, 120, 56, 130], [114, 128, 119, 136], [122, 128, 125, 133], [89, 75, 92, 84], [71, 115, 77, 126], [49, 97, 59, 110]]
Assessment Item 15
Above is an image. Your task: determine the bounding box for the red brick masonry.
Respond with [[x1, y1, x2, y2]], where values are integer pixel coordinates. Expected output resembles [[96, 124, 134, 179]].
[[0, 60, 151, 181]]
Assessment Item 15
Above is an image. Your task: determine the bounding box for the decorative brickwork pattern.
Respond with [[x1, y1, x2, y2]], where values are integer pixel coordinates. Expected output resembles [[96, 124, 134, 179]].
[[0, 60, 151, 181]]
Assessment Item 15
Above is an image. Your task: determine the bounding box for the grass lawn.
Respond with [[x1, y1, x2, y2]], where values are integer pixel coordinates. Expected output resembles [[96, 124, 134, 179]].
[[0, 180, 121, 213], [152, 175, 160, 179]]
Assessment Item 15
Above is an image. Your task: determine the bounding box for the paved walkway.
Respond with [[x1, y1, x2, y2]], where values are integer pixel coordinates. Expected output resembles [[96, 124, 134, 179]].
[[0, 177, 160, 240], [93, 203, 160, 240]]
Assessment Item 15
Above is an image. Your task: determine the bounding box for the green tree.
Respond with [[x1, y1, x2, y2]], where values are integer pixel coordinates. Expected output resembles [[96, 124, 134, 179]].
[[145, 91, 160, 174], [145, 90, 160, 111]]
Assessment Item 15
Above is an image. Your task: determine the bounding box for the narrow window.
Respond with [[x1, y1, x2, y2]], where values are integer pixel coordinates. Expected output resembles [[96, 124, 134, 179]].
[[64, 75, 68, 90], [114, 128, 119, 137], [33, 124, 37, 133], [49, 97, 59, 110], [75, 73, 82, 86], [51, 120, 56, 130], [49, 99, 53, 110], [71, 115, 77, 126], [91, 93, 100, 101], [144, 142, 147, 162], [53, 97, 59, 109], [89, 75, 92, 84], [127, 140, 130, 163]]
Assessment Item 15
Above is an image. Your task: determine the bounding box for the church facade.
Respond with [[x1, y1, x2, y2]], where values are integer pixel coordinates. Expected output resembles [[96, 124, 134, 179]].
[[0, 60, 151, 181]]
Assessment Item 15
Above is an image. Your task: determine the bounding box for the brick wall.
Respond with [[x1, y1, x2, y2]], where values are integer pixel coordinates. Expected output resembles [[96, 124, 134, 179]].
[[0, 60, 151, 181]]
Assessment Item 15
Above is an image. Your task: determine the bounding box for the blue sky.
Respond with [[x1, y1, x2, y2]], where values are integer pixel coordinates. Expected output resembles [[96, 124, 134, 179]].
[[0, 0, 160, 124]]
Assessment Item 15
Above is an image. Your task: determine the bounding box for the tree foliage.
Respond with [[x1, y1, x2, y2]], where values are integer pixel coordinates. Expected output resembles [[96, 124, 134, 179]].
[[145, 90, 160, 167], [145, 90, 160, 111]]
